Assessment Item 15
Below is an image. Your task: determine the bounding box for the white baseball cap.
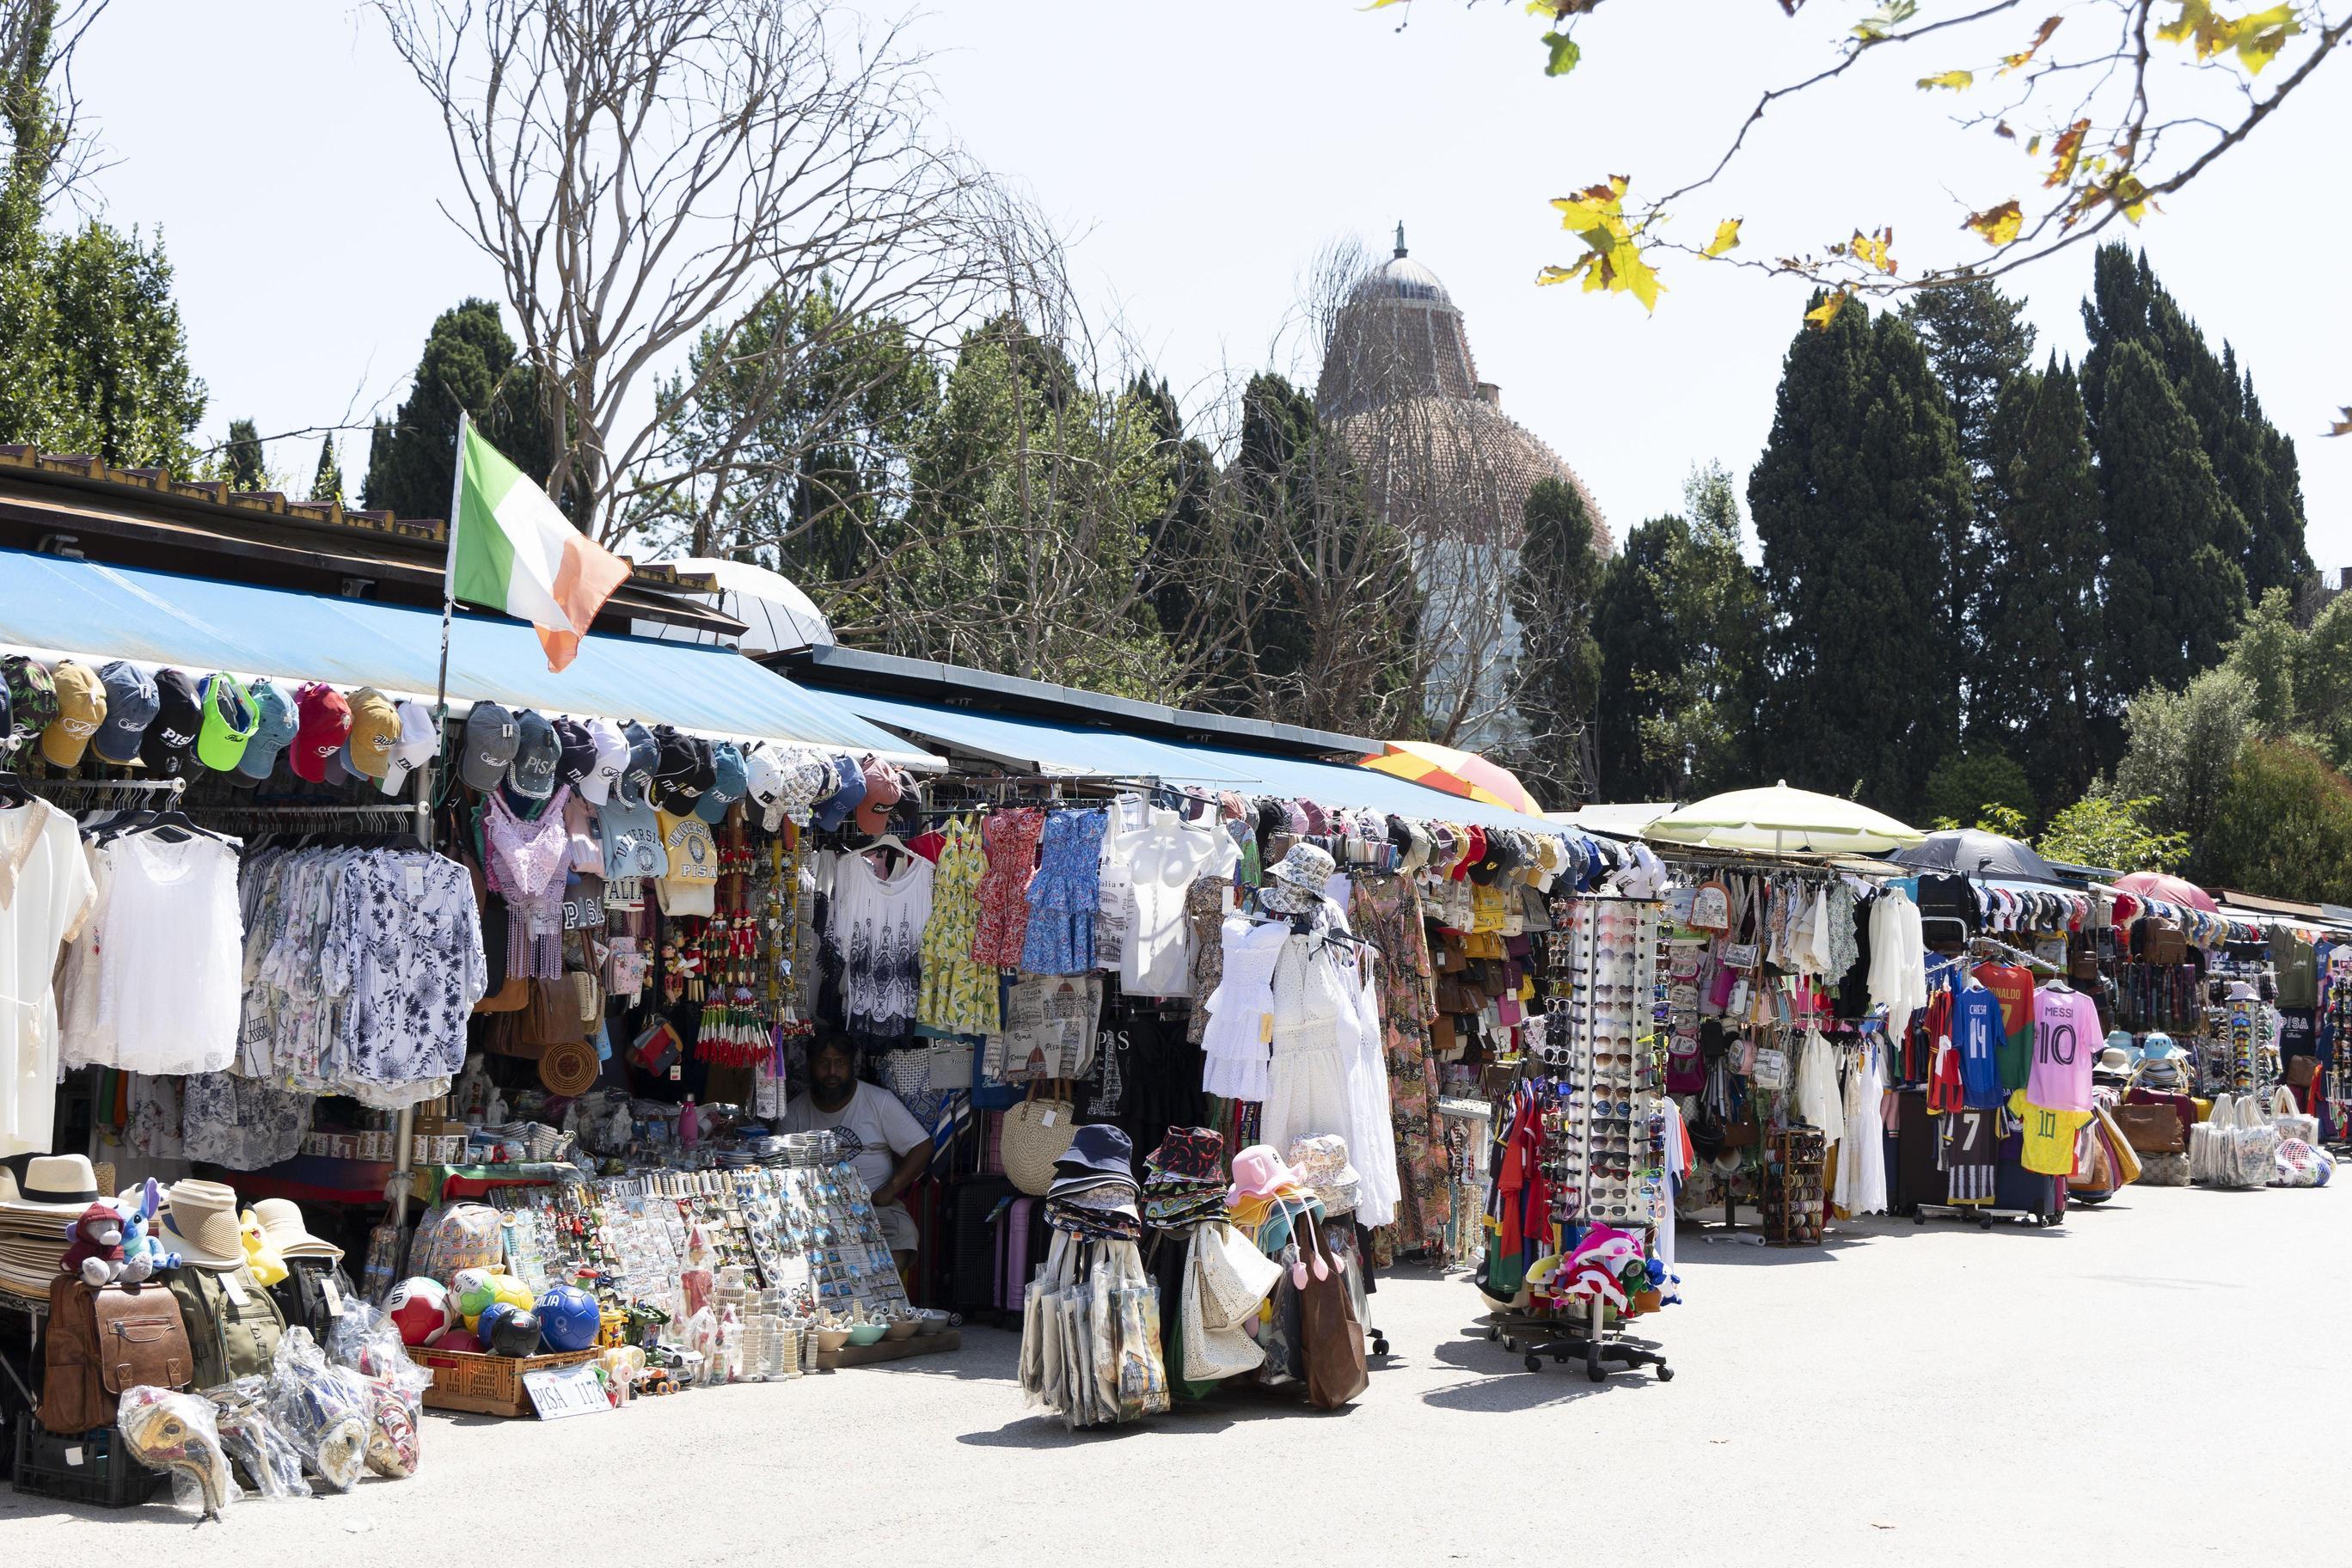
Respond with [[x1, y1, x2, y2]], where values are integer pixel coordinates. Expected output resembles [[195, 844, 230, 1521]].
[[582, 718, 629, 807], [743, 744, 787, 832], [379, 701, 441, 796]]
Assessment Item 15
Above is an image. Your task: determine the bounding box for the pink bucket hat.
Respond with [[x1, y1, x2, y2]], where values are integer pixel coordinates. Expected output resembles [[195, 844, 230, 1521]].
[[1226, 1143, 1302, 1204]]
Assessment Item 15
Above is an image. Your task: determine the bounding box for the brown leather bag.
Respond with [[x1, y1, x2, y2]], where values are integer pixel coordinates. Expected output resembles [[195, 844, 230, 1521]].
[[1296, 1228, 1368, 1411], [90, 1283, 193, 1394], [490, 979, 585, 1059], [2113, 1101, 2186, 1155], [38, 1275, 111, 1434], [2286, 1055, 2320, 1088], [473, 975, 530, 1014]]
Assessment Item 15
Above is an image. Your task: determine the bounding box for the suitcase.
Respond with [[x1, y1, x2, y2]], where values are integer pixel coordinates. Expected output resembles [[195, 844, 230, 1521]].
[[1992, 1154, 2063, 1222], [1890, 1088, 1948, 1213], [995, 1197, 1038, 1316], [945, 1176, 1014, 1315]]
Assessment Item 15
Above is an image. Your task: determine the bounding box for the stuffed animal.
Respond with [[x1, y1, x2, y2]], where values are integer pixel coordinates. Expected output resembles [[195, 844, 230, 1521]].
[[62, 1201, 129, 1287], [118, 1179, 181, 1282], [238, 1210, 289, 1288]]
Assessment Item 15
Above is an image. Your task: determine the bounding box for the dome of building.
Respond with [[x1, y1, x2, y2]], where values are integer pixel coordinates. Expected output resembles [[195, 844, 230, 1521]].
[[1318, 226, 1612, 554]]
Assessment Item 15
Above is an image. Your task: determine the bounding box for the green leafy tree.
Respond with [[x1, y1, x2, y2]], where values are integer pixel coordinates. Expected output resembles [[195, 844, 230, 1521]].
[[1978, 358, 2108, 796], [2094, 339, 2248, 705], [223, 418, 265, 492], [2198, 741, 2352, 903], [1506, 475, 1604, 804], [2226, 587, 2299, 737], [2113, 665, 2256, 845], [2035, 786, 2190, 874], [1751, 296, 1971, 816], [362, 298, 554, 521], [1922, 750, 2037, 833]]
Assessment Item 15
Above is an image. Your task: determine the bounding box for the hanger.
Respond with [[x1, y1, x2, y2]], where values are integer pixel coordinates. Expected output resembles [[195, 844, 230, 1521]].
[[0, 767, 28, 808]]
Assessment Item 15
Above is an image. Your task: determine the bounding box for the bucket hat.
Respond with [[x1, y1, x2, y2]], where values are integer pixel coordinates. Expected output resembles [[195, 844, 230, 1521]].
[[1144, 1127, 1226, 1187], [1226, 1143, 1303, 1204], [1051, 1123, 1135, 1183]]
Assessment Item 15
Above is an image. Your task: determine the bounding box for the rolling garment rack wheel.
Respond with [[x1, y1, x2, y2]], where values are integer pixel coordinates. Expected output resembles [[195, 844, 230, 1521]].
[[1524, 1352, 1542, 1374], [1584, 1343, 1607, 1383], [1654, 1361, 1674, 1382]]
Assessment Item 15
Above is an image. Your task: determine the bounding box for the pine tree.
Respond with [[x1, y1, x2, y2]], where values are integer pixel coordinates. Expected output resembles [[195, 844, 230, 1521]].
[[224, 418, 265, 492], [2082, 242, 2307, 604], [2097, 339, 2248, 706], [1505, 476, 1603, 804], [1750, 297, 1970, 816], [309, 436, 345, 506], [1981, 357, 2106, 801]]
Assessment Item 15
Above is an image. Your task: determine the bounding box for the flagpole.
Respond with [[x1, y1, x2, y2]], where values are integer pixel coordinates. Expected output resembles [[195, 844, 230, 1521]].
[[433, 409, 468, 769]]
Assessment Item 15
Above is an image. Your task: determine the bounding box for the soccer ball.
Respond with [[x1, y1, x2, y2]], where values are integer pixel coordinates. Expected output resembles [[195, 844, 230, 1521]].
[[385, 1277, 453, 1345], [536, 1285, 602, 1351], [451, 1267, 499, 1320]]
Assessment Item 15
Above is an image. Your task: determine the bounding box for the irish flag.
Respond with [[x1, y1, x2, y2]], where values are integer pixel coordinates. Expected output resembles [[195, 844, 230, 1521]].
[[447, 414, 631, 671]]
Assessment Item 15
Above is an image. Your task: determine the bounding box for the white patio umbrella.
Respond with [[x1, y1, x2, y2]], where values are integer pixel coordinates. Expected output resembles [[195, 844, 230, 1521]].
[[1642, 781, 1926, 857], [636, 556, 834, 653]]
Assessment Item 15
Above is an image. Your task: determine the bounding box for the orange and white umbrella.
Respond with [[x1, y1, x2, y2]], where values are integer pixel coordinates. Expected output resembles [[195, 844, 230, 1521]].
[[1360, 740, 1545, 816]]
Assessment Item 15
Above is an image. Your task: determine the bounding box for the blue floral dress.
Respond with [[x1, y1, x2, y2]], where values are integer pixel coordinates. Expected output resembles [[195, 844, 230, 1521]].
[[1020, 809, 1107, 975]]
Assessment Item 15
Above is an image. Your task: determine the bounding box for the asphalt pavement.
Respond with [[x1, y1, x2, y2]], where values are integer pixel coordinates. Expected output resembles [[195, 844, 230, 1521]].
[[4, 1179, 2339, 1566]]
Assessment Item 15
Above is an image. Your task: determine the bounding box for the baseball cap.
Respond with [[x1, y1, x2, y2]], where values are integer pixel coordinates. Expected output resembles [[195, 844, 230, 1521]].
[[812, 752, 867, 832], [617, 721, 658, 808], [379, 701, 439, 796], [552, 717, 597, 793], [852, 756, 902, 836], [742, 744, 786, 832], [91, 662, 159, 764], [193, 673, 259, 772], [345, 687, 401, 779], [236, 680, 298, 781], [2, 656, 58, 764], [140, 669, 205, 781], [40, 660, 106, 769], [289, 683, 352, 783], [510, 709, 560, 799], [582, 719, 628, 807], [324, 744, 355, 787], [651, 726, 710, 812], [459, 703, 521, 792], [695, 741, 748, 824]]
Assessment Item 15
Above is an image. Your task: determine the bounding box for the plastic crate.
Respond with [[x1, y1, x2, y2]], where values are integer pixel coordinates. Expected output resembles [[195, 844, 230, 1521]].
[[404, 1344, 600, 1418], [11, 1412, 163, 1508]]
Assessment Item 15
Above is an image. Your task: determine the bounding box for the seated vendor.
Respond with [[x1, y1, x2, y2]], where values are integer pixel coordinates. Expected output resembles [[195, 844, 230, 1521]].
[[781, 1033, 931, 1273]]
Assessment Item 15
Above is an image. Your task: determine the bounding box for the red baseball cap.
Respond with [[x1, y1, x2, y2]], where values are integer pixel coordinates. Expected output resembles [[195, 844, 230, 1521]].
[[290, 683, 352, 782]]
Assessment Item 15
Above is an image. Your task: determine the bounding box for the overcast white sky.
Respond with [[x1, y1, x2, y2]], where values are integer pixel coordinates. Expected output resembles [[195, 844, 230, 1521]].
[[68, 1, 2352, 564]]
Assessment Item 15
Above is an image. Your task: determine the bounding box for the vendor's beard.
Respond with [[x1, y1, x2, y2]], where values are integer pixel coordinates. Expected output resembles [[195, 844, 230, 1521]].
[[811, 1079, 854, 1111]]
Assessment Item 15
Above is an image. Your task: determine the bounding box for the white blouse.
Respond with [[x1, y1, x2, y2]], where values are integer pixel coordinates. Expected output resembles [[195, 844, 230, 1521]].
[[0, 800, 98, 1156]]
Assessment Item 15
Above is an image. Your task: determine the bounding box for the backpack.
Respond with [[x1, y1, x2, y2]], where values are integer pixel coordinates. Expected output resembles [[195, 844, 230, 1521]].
[[165, 1262, 285, 1391], [37, 1277, 193, 1436], [407, 1202, 504, 1286], [267, 1256, 360, 1342]]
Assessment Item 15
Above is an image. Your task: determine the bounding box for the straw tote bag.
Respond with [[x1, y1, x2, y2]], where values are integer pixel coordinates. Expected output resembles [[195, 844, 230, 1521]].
[[1001, 1081, 1078, 1196]]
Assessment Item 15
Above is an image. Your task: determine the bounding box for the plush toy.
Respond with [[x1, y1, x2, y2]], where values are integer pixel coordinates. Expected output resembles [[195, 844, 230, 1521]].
[[118, 1179, 181, 1282], [238, 1210, 289, 1288], [62, 1201, 129, 1287]]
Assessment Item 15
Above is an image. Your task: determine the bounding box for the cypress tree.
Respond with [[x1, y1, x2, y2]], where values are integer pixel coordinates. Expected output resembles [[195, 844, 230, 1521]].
[[309, 435, 344, 506], [1506, 476, 1603, 804], [361, 298, 553, 521], [1750, 297, 1969, 815], [1981, 357, 2106, 801], [224, 418, 265, 491], [2083, 242, 2307, 605], [2097, 339, 2248, 705], [1591, 515, 1680, 799]]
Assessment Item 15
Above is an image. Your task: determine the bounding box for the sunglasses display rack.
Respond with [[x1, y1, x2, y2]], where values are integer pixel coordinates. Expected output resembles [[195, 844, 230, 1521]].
[[1761, 1125, 1827, 1245], [1485, 895, 1673, 1383]]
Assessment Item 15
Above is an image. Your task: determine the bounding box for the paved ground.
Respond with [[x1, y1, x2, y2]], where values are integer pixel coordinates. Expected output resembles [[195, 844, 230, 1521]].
[[4, 1180, 2340, 1566]]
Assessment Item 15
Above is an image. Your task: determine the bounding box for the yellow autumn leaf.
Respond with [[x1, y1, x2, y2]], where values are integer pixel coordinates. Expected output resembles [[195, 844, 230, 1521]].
[[2112, 174, 2156, 224], [2232, 3, 2302, 71], [1542, 175, 1664, 312], [1963, 199, 2024, 246], [2001, 15, 2064, 71], [1703, 217, 1743, 258], [2329, 407, 2352, 438], [1536, 264, 1583, 287], [1805, 290, 1853, 329], [2046, 118, 2091, 187], [1917, 70, 1975, 89], [2026, 134, 2043, 156], [1848, 227, 1897, 274]]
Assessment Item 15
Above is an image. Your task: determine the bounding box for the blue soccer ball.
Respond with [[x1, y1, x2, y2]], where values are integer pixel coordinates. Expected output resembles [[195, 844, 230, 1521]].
[[536, 1284, 603, 1351]]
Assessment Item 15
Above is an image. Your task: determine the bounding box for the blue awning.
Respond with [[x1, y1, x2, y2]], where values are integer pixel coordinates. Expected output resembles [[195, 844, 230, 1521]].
[[0, 548, 936, 762], [831, 690, 1567, 835]]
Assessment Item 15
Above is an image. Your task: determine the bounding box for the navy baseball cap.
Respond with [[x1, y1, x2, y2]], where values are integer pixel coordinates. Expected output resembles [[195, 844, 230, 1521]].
[[618, 720, 658, 809], [510, 709, 560, 799], [811, 752, 867, 831]]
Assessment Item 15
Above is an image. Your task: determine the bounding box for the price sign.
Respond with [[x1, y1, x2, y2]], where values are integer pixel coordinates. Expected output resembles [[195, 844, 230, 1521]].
[[522, 1363, 611, 1420]]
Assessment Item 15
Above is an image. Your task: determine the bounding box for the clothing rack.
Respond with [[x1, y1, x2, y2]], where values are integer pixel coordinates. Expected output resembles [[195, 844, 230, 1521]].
[[1965, 934, 2064, 977]]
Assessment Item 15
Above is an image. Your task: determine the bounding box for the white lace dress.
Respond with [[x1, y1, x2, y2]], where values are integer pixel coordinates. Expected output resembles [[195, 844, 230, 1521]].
[[1199, 917, 1288, 1101]]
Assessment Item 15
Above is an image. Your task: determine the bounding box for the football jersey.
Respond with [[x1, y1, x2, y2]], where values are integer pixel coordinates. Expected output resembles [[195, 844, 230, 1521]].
[[1938, 1107, 1999, 1204], [1953, 981, 2007, 1109], [2028, 987, 2101, 1112], [2011, 1088, 2092, 1176], [1975, 963, 2037, 1092]]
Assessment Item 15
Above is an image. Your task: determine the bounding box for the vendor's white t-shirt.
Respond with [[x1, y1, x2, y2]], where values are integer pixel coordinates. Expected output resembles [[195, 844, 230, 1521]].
[[781, 1081, 929, 1200]]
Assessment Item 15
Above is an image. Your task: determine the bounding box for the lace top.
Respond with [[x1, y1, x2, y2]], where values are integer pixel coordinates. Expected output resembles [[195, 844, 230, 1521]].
[[485, 786, 573, 978], [1199, 916, 1289, 1101]]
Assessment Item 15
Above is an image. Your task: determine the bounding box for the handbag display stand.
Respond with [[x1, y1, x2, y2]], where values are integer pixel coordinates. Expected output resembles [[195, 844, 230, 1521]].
[[1486, 896, 1673, 1384]]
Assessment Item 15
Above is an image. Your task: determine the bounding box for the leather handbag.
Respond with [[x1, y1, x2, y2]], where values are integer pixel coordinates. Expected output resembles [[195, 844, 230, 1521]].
[[1001, 1081, 1078, 1197], [90, 1283, 193, 1393], [2113, 1101, 2185, 1155], [473, 974, 530, 1014], [1296, 1225, 1369, 1410]]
